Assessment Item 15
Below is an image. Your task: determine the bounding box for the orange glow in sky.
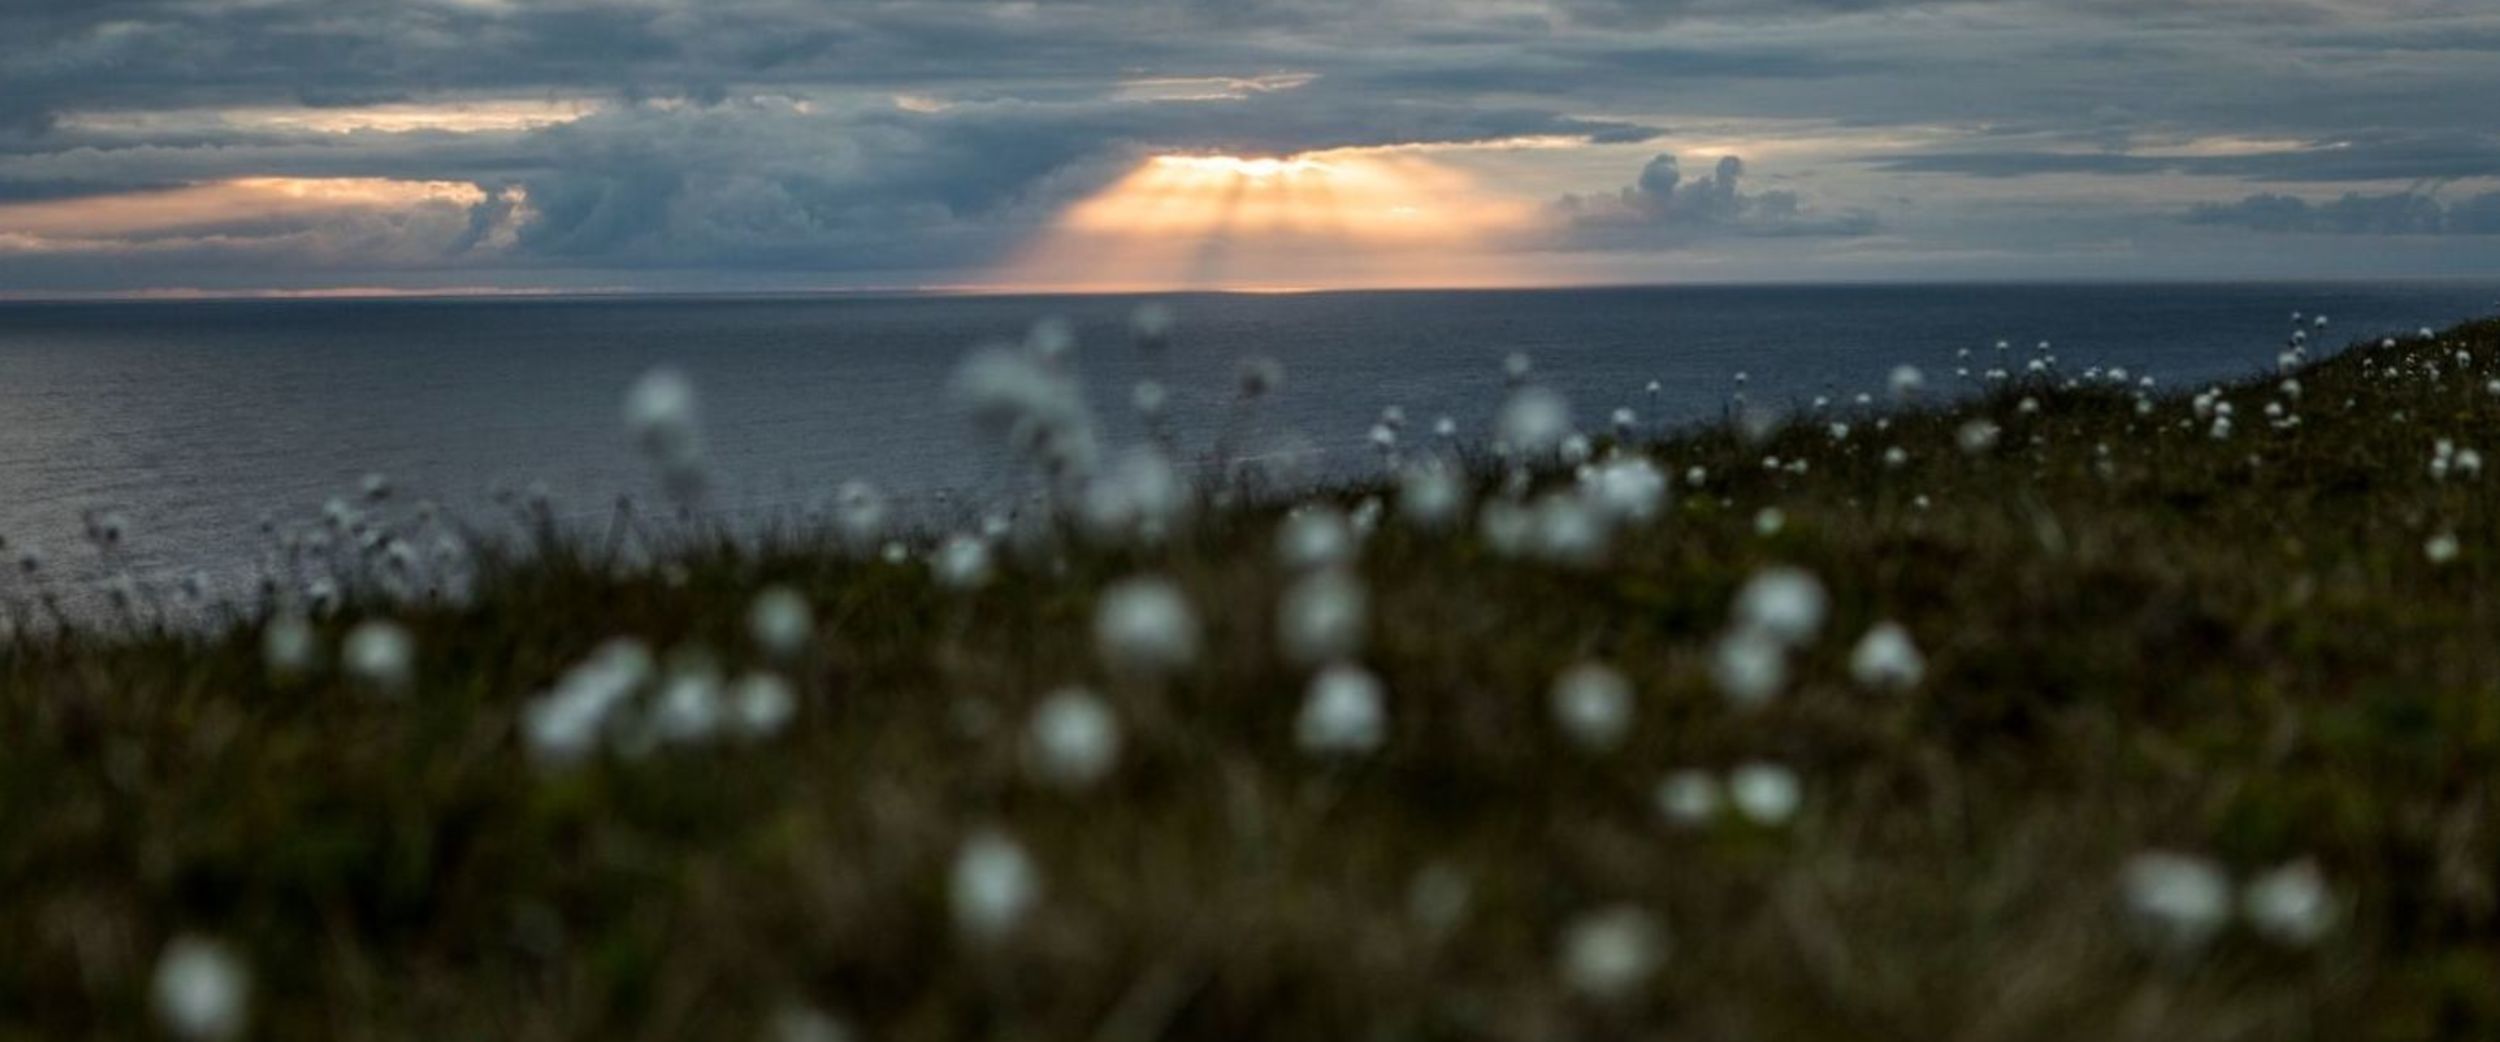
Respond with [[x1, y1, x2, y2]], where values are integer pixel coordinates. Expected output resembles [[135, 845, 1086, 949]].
[[0, 178, 500, 251], [995, 148, 1541, 292]]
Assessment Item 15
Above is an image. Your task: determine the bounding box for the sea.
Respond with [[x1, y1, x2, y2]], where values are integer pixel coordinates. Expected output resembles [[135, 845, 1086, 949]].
[[3, 281, 2497, 612]]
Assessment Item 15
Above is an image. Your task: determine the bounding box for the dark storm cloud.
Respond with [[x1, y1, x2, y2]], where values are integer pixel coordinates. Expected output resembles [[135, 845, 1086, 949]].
[[2187, 189, 2500, 235], [1554, 153, 1879, 248]]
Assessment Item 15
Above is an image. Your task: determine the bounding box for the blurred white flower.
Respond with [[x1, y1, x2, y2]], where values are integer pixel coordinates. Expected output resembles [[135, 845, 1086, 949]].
[[1399, 462, 1466, 530], [767, 1003, 855, 1042], [624, 367, 707, 501], [1889, 364, 1926, 400], [1277, 505, 1357, 572], [833, 481, 889, 549], [1095, 576, 1200, 677], [2120, 851, 2232, 954], [748, 586, 812, 660], [652, 661, 727, 744], [1551, 662, 1635, 752], [1559, 906, 1666, 1000], [1297, 663, 1387, 755], [1478, 499, 1532, 556], [1712, 627, 1788, 709], [153, 936, 249, 1041], [2242, 859, 2336, 946], [729, 671, 797, 740], [1278, 568, 1368, 668], [1591, 457, 1668, 524], [343, 620, 415, 694], [1082, 447, 1189, 543], [262, 612, 318, 680], [1956, 420, 2001, 454], [1407, 863, 1473, 935], [1883, 446, 1909, 469], [1727, 762, 1802, 825], [1752, 507, 1785, 537], [1504, 351, 1534, 384], [1131, 301, 1176, 349], [2426, 532, 2460, 565], [522, 639, 653, 765], [1026, 687, 1121, 789], [1654, 770, 1722, 827], [952, 829, 1041, 941], [1532, 491, 1610, 566], [1733, 567, 1828, 646], [1497, 386, 1572, 456], [1848, 622, 1926, 692], [933, 534, 994, 590]]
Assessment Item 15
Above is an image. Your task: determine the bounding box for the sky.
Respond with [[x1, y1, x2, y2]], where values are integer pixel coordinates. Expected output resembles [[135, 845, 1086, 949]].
[[2, 0, 2498, 296]]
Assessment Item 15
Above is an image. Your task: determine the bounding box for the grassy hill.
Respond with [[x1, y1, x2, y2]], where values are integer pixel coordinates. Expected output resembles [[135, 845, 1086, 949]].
[[8, 318, 2500, 1041]]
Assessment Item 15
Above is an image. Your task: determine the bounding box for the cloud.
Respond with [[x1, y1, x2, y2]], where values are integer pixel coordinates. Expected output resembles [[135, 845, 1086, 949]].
[[1867, 132, 2500, 183], [1552, 153, 1877, 249], [2186, 188, 2500, 234]]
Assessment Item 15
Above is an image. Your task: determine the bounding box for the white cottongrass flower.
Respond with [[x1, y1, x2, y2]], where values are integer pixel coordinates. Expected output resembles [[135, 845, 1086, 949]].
[[262, 612, 318, 680], [1711, 628, 1788, 708], [1733, 567, 1828, 646], [1026, 687, 1121, 788], [1559, 905, 1667, 1000], [1590, 457, 1668, 523], [624, 367, 707, 501], [952, 343, 1101, 488], [1094, 576, 1200, 676], [1277, 505, 1357, 572], [933, 534, 994, 590], [2425, 531, 2460, 565], [1081, 447, 1189, 543], [2120, 850, 2232, 954], [1727, 762, 1802, 825], [342, 620, 415, 694], [1551, 662, 1636, 752], [1297, 663, 1388, 755], [1398, 461, 1466, 530], [521, 639, 653, 765], [951, 829, 1042, 941], [748, 586, 813, 660], [651, 660, 727, 744], [1497, 385, 1572, 456], [1848, 621, 1926, 692], [1477, 499, 1533, 556], [1407, 863, 1473, 935], [1956, 419, 2001, 454], [729, 671, 797, 740], [1889, 364, 1926, 400], [1532, 491, 1610, 566], [152, 936, 249, 1041], [1752, 507, 1785, 537], [1278, 568, 1368, 667], [833, 481, 889, 549], [1654, 770, 1723, 826], [1883, 446, 1910, 469], [767, 1003, 856, 1042], [2242, 859, 2336, 946]]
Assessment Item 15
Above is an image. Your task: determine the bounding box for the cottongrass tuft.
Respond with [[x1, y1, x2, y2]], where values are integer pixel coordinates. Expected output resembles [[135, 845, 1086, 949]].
[[651, 659, 727, 745], [1531, 491, 1610, 566], [1956, 419, 2001, 454], [342, 620, 414, 694], [1094, 576, 1201, 677], [262, 612, 318, 680], [1398, 461, 1466, 530], [1278, 568, 1368, 668], [1889, 364, 1926, 400], [623, 367, 707, 502], [1277, 505, 1357, 572], [933, 534, 994, 590], [521, 639, 654, 766], [767, 1003, 856, 1042], [2120, 850, 2232, 955], [951, 829, 1042, 941], [1654, 769, 1723, 827], [1711, 627, 1789, 709], [1496, 385, 1571, 457], [2242, 859, 2336, 946], [1297, 663, 1387, 755], [748, 586, 812, 660], [153, 935, 249, 1041], [1550, 662, 1635, 752], [833, 481, 889, 549], [2425, 531, 2460, 565], [1727, 762, 1802, 825], [1590, 456, 1668, 524], [1559, 905, 1666, 1000], [1733, 567, 1828, 646], [1848, 621, 1926, 691], [1407, 863, 1473, 935], [728, 671, 797, 740], [1026, 687, 1121, 789]]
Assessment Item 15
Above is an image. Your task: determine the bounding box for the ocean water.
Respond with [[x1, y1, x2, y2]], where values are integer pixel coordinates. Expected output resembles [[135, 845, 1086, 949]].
[[3, 282, 2497, 611]]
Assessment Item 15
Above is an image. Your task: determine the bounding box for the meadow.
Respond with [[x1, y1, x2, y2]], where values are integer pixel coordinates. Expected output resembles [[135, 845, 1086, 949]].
[[6, 314, 2500, 1041]]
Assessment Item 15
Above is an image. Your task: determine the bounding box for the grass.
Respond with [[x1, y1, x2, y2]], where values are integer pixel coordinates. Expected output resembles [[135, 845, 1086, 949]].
[[8, 319, 2500, 1040]]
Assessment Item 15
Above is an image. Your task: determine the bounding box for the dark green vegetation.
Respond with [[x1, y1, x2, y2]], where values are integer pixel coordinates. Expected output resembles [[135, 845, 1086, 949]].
[[9, 321, 2500, 1041]]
